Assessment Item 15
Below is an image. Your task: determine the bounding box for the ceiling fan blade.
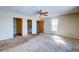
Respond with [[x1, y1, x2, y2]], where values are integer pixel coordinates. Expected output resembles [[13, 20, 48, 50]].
[[30, 8, 39, 16], [42, 13, 48, 16], [43, 12, 48, 16], [44, 12, 48, 14]]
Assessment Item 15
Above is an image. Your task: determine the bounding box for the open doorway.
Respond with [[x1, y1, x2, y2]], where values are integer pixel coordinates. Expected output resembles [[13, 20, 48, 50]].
[[27, 20, 32, 34], [13, 18, 23, 37], [37, 20, 44, 33]]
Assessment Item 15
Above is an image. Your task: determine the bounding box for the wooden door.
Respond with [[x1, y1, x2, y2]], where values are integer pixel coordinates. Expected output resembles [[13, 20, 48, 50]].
[[37, 20, 44, 33], [16, 18, 22, 36], [13, 18, 23, 36], [39, 20, 44, 33]]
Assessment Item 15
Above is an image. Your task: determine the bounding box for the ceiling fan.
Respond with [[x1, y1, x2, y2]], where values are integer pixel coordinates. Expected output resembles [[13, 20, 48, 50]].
[[35, 10, 48, 16]]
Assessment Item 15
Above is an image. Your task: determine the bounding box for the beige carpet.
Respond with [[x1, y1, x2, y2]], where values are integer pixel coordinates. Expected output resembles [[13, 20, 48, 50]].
[[0, 35, 36, 51], [2, 34, 76, 52]]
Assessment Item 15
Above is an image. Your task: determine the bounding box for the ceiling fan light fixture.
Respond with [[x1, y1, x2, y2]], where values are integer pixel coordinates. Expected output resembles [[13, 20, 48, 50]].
[[36, 10, 48, 16]]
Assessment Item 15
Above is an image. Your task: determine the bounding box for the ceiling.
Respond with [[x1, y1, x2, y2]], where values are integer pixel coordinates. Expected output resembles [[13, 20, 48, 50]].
[[0, 6, 79, 18]]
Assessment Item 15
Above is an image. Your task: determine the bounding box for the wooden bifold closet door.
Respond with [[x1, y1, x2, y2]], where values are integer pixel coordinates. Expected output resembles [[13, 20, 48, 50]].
[[37, 20, 44, 33], [16, 18, 22, 36], [13, 18, 23, 36]]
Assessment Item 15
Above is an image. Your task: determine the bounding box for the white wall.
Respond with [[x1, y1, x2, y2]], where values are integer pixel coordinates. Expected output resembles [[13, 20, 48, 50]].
[[22, 18, 28, 36], [32, 19, 37, 34], [44, 13, 79, 39], [44, 18, 52, 34], [0, 16, 13, 40], [0, 11, 29, 40]]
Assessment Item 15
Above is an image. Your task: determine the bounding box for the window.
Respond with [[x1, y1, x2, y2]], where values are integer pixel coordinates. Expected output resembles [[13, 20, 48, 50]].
[[51, 19, 58, 32]]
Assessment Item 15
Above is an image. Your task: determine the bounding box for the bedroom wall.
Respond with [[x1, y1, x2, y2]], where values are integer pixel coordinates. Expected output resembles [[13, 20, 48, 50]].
[[44, 13, 79, 39], [32, 19, 37, 34], [0, 11, 30, 40]]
